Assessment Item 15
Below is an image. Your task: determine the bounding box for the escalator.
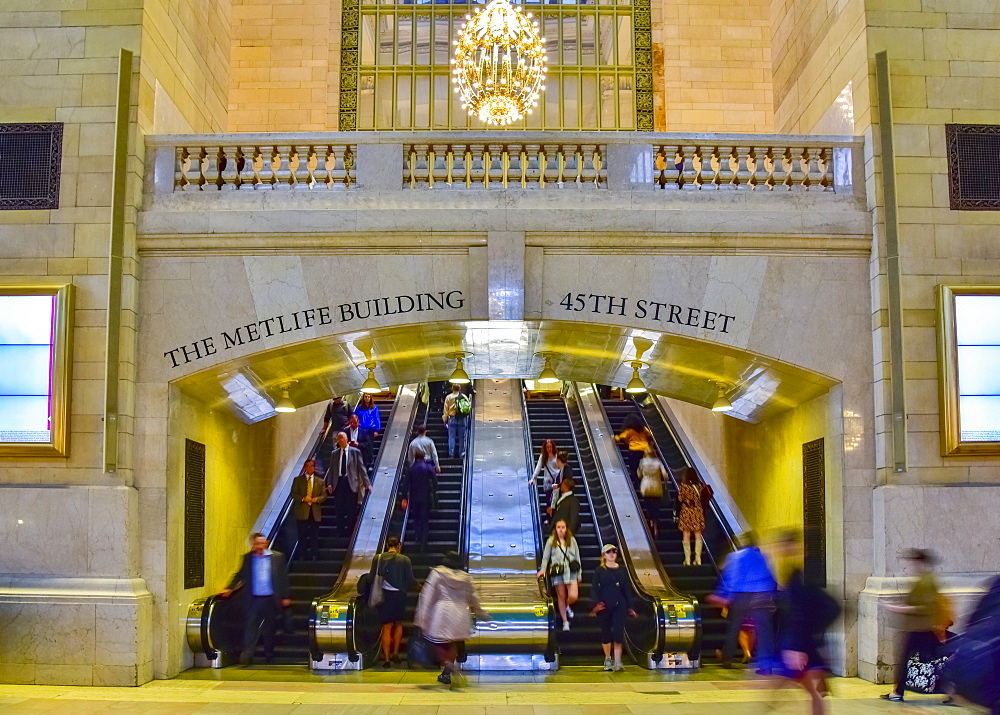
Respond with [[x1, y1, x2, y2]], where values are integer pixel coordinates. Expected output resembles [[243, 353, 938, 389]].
[[187, 393, 406, 668], [601, 395, 730, 659], [264, 398, 394, 664], [524, 396, 603, 664], [381, 382, 468, 664]]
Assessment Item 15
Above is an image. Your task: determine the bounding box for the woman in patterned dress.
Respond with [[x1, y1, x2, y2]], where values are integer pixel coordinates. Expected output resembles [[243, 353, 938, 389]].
[[677, 467, 705, 565]]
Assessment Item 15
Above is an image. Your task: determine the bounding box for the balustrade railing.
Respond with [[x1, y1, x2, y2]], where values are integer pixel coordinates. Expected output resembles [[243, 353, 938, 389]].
[[175, 142, 356, 191], [653, 141, 843, 191], [147, 132, 860, 196], [404, 142, 605, 189]]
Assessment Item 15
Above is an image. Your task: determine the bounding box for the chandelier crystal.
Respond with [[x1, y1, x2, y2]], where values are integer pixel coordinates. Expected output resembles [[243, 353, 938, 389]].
[[451, 0, 548, 126]]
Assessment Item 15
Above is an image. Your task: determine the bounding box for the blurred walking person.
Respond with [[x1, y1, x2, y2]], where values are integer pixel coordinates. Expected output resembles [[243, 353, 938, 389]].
[[591, 544, 637, 671], [537, 519, 582, 631], [414, 551, 490, 685], [881, 548, 944, 703], [401, 448, 436, 550], [615, 414, 651, 484], [371, 536, 415, 668], [772, 529, 841, 715], [220, 533, 291, 665], [941, 574, 1000, 712], [677, 467, 705, 565], [713, 531, 778, 673]]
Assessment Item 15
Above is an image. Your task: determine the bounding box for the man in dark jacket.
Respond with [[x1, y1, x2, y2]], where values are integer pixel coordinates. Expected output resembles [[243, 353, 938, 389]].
[[401, 449, 436, 549], [551, 477, 581, 536], [345, 413, 374, 472], [221, 533, 291, 664]]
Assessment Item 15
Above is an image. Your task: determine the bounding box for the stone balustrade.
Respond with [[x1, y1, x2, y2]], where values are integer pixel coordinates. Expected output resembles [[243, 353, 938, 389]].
[[146, 131, 862, 197]]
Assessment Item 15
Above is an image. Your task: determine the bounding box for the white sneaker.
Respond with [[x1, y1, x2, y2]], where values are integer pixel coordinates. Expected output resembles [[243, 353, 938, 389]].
[[603, 657, 613, 671], [566, 606, 574, 620], [614, 662, 625, 672], [562, 621, 570, 632]]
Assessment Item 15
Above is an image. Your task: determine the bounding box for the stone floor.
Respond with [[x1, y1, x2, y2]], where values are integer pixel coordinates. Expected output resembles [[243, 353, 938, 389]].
[[0, 665, 985, 713]]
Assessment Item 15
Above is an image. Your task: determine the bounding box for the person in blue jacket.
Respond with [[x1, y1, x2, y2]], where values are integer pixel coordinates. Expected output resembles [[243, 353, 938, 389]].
[[355, 393, 382, 434], [713, 531, 778, 673]]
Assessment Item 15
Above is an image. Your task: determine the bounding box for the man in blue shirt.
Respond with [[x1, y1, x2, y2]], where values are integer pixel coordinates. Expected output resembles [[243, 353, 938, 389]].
[[714, 532, 778, 673], [221, 533, 290, 665]]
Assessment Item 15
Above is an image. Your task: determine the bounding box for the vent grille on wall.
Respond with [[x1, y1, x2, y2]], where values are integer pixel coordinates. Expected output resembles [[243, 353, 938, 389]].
[[802, 438, 826, 588], [0, 123, 64, 210], [184, 438, 206, 590], [946, 124, 1000, 210]]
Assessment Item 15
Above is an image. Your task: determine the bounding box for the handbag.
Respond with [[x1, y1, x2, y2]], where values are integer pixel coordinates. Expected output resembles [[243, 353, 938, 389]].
[[407, 626, 438, 669], [904, 651, 948, 694], [556, 543, 580, 575], [368, 556, 386, 609]]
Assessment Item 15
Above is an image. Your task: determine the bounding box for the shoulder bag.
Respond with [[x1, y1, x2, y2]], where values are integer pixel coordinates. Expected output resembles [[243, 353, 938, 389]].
[[369, 555, 386, 608]]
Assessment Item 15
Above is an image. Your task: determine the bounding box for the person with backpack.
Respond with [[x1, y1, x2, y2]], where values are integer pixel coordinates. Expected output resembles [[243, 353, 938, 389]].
[[443, 383, 471, 459]]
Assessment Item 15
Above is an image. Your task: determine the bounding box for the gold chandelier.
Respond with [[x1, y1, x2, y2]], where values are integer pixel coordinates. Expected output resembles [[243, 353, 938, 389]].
[[451, 0, 547, 126]]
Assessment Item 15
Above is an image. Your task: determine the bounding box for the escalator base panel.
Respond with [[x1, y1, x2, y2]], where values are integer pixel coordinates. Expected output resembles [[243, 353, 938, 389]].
[[461, 654, 558, 671], [311, 652, 363, 671]]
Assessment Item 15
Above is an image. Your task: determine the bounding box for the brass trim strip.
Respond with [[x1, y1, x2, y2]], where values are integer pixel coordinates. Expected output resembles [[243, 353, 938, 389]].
[[104, 48, 133, 476], [875, 51, 907, 475]]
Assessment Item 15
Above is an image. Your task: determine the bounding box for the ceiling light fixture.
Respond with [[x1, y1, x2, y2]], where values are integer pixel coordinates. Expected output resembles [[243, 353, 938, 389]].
[[624, 360, 649, 394], [711, 382, 734, 412], [535, 352, 559, 384], [447, 351, 473, 384], [359, 361, 383, 394], [274, 381, 297, 413], [452, 0, 548, 126]]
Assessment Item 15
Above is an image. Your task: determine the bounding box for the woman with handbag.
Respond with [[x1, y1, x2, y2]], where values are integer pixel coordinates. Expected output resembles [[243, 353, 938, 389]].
[[591, 544, 638, 671], [413, 551, 490, 685], [881, 548, 943, 703], [637, 448, 669, 538], [536, 519, 582, 631], [370, 536, 415, 668]]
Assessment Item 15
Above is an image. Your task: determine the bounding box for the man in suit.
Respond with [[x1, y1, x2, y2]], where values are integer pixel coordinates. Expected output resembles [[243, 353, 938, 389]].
[[220, 533, 291, 665], [324, 431, 371, 536], [290, 459, 326, 560], [345, 413, 374, 473], [551, 476, 581, 536]]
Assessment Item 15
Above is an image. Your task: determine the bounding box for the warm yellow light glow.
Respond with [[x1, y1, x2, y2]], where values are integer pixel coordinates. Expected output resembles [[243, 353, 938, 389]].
[[451, 0, 547, 126], [712, 384, 733, 412]]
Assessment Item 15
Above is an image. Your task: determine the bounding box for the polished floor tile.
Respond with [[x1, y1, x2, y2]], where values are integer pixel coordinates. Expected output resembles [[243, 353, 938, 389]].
[[0, 666, 985, 714]]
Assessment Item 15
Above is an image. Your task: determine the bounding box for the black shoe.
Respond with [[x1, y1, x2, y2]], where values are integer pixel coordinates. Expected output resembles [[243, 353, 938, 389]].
[[880, 693, 903, 702], [721, 660, 732, 669], [437, 671, 451, 685], [383, 660, 392, 668]]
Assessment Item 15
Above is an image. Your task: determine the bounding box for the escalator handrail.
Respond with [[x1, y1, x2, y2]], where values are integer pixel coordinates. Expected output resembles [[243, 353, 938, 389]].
[[457, 388, 475, 570], [518, 386, 547, 571], [643, 394, 742, 555]]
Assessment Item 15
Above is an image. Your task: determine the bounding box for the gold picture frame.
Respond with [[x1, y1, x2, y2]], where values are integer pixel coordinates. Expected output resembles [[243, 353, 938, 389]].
[[0, 284, 73, 457], [937, 284, 1000, 456]]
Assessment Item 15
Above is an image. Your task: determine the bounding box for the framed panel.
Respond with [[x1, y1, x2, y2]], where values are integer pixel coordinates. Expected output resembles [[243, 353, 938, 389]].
[[802, 438, 826, 588], [937, 285, 1000, 455], [0, 284, 73, 457]]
